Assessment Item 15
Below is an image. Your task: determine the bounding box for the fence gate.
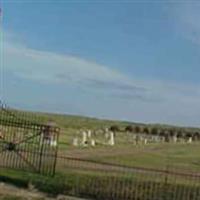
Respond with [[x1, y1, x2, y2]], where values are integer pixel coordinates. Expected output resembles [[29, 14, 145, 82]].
[[0, 102, 59, 176]]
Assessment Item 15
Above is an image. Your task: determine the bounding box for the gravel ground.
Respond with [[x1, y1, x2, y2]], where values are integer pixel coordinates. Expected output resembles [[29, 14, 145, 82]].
[[0, 182, 88, 200]]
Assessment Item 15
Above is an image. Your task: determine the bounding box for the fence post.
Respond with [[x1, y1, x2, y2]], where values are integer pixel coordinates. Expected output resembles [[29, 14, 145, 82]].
[[163, 165, 169, 200]]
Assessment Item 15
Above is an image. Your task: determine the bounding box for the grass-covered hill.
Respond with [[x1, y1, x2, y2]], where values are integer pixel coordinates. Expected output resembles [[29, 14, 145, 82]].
[[1, 107, 200, 135]]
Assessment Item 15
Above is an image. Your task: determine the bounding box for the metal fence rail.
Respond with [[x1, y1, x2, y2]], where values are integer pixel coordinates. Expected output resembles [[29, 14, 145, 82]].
[[56, 155, 200, 200]]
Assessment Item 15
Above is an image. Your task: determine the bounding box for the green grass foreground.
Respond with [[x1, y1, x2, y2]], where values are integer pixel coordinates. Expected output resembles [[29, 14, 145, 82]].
[[0, 168, 200, 200]]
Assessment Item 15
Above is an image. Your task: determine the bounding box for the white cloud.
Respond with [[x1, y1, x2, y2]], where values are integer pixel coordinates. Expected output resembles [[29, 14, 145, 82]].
[[1, 36, 200, 127], [3, 39, 154, 101], [5, 42, 122, 83], [3, 38, 200, 101]]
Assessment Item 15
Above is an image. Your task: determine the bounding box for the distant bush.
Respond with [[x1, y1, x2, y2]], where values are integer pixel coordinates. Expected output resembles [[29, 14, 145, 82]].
[[169, 129, 176, 137], [159, 130, 165, 137], [109, 125, 120, 132], [125, 125, 134, 132], [151, 127, 158, 135], [143, 127, 150, 134], [134, 126, 141, 133], [193, 132, 200, 140], [185, 132, 192, 138], [177, 130, 183, 138]]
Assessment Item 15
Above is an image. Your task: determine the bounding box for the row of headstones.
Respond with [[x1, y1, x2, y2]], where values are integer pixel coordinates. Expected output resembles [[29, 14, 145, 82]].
[[73, 130, 115, 147], [131, 134, 193, 145], [72, 130, 194, 147]]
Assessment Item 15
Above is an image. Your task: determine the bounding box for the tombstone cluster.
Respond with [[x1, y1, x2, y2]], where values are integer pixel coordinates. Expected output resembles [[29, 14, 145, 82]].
[[72, 128, 115, 147], [72, 124, 200, 147], [124, 125, 200, 144]]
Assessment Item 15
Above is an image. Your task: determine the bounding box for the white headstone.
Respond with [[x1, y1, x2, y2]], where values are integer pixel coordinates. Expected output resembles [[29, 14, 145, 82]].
[[132, 135, 137, 145], [82, 131, 88, 146], [87, 130, 92, 138], [91, 139, 96, 147], [50, 140, 57, 147], [172, 136, 177, 143], [108, 131, 115, 146], [104, 128, 110, 140], [105, 132, 110, 139], [49, 135, 57, 147], [187, 137, 192, 144], [144, 138, 148, 145], [105, 128, 109, 133], [73, 137, 79, 146]]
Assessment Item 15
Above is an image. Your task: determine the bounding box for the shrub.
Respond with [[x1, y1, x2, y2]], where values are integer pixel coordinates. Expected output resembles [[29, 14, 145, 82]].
[[134, 126, 141, 133], [143, 127, 150, 134], [109, 125, 120, 132], [125, 125, 134, 132], [151, 127, 158, 135]]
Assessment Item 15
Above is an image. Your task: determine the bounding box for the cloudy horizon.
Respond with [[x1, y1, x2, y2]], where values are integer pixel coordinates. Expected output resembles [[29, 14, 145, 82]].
[[0, 1, 200, 127]]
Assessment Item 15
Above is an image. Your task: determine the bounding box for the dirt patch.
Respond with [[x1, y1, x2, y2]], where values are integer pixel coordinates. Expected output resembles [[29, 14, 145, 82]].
[[0, 183, 88, 200]]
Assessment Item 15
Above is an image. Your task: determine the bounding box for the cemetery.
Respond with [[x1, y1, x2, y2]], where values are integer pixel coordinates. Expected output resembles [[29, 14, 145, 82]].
[[1, 104, 200, 200]]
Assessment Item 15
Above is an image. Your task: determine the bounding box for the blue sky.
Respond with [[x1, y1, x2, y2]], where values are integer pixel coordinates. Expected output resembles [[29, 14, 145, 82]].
[[0, 1, 200, 127]]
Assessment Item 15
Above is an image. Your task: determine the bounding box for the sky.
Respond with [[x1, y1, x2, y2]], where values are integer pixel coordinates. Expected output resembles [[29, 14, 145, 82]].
[[0, 0, 200, 127]]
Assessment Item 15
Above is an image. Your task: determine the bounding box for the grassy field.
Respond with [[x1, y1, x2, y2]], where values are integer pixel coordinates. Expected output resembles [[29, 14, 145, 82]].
[[1, 109, 200, 199], [1, 109, 200, 171], [34, 112, 200, 172], [59, 143, 200, 171]]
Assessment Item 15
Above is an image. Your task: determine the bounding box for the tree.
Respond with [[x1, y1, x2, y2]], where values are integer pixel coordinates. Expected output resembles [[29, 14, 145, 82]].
[[185, 132, 192, 139], [169, 129, 176, 137], [164, 133, 170, 142], [134, 126, 141, 134], [177, 130, 183, 138], [193, 132, 200, 141], [151, 127, 158, 135], [143, 127, 150, 134], [159, 130, 165, 137], [125, 125, 134, 133], [110, 125, 120, 132]]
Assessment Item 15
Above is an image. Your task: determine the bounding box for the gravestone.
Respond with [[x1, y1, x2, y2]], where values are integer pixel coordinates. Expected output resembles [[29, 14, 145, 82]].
[[108, 131, 115, 146], [73, 137, 79, 146], [82, 131, 88, 146], [87, 130, 92, 138], [91, 139, 96, 147], [187, 137, 192, 144]]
